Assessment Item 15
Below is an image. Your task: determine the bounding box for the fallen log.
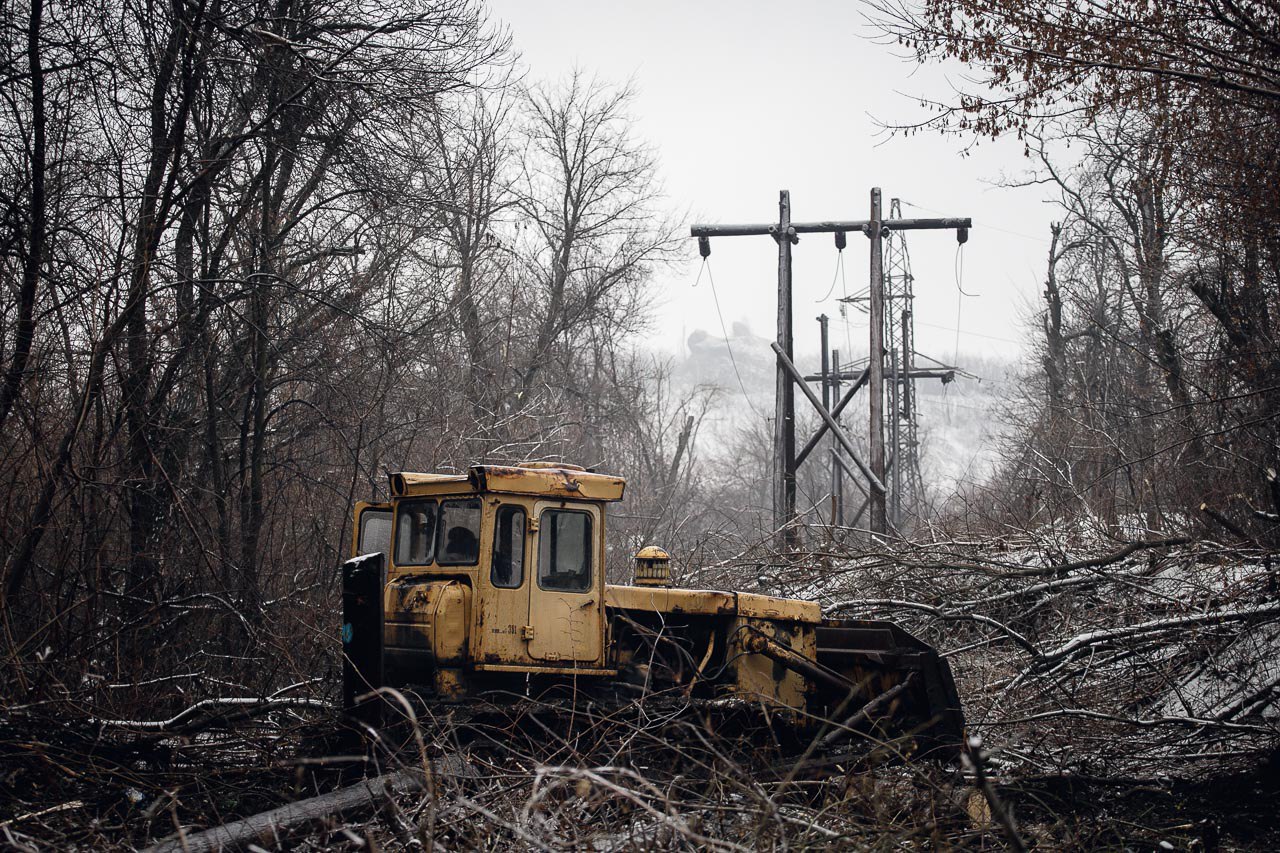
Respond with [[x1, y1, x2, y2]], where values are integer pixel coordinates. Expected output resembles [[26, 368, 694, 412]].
[[143, 757, 473, 853]]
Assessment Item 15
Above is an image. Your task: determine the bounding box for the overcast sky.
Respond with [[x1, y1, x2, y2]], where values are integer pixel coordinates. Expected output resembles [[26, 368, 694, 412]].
[[489, 0, 1057, 374]]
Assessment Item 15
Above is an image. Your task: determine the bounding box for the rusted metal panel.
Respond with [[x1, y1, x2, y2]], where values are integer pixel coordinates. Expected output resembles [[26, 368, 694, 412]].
[[389, 466, 625, 502], [725, 616, 812, 710], [383, 578, 471, 665], [342, 553, 385, 723], [389, 472, 472, 497], [816, 618, 965, 757], [735, 591, 821, 623], [744, 625, 850, 694], [470, 465, 626, 502], [605, 585, 820, 623], [605, 585, 737, 616]]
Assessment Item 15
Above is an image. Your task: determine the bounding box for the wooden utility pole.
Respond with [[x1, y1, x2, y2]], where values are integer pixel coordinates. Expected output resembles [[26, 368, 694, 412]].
[[818, 315, 833, 527], [775, 191, 797, 548], [831, 347, 843, 526], [867, 188, 887, 535], [690, 189, 969, 548]]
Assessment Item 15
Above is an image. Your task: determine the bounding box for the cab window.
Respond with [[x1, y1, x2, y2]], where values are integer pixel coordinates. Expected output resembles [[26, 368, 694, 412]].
[[537, 509, 592, 592], [394, 500, 436, 566], [491, 505, 525, 588], [438, 498, 482, 566], [358, 509, 392, 557]]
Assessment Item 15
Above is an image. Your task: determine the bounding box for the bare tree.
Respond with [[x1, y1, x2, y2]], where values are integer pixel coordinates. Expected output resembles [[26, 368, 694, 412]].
[[511, 73, 680, 405]]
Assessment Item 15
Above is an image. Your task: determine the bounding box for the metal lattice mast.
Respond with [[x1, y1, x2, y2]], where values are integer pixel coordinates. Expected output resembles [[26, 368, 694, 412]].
[[883, 198, 925, 526]]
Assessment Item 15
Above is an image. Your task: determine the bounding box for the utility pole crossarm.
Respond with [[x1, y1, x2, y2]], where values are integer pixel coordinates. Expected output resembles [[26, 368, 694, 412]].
[[691, 218, 972, 239], [876, 218, 972, 232], [802, 368, 956, 383]]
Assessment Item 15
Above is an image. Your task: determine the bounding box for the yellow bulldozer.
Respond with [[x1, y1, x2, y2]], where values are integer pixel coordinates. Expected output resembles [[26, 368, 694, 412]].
[[340, 462, 963, 759]]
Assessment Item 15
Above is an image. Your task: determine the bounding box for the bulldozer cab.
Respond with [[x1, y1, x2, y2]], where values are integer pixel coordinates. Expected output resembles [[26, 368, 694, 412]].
[[351, 464, 626, 678]]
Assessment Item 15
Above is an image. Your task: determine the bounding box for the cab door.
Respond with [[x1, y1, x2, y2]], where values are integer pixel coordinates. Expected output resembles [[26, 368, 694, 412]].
[[527, 502, 604, 664], [475, 498, 537, 666]]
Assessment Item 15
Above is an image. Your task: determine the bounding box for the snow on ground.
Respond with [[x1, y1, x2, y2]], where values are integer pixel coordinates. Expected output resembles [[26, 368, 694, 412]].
[[754, 535, 1280, 775]]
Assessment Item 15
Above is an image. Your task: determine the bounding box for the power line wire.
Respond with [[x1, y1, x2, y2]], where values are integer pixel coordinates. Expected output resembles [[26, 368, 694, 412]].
[[816, 249, 844, 303], [916, 320, 1022, 346], [900, 198, 1050, 243], [837, 247, 854, 365], [952, 242, 979, 363], [698, 258, 767, 421]]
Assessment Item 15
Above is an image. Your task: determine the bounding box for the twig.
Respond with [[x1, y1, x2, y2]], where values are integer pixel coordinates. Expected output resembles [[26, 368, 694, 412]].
[[92, 697, 332, 732], [964, 735, 1027, 853], [0, 800, 85, 829]]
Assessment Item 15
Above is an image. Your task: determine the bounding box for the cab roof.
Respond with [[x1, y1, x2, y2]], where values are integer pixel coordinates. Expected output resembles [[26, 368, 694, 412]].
[[390, 464, 626, 503]]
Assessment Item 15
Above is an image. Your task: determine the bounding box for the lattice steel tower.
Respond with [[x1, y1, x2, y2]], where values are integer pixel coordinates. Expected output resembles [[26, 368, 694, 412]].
[[883, 198, 926, 527]]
